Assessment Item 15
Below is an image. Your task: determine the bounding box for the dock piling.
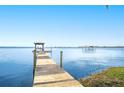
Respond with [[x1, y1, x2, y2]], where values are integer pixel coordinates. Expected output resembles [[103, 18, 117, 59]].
[[60, 51, 63, 68]]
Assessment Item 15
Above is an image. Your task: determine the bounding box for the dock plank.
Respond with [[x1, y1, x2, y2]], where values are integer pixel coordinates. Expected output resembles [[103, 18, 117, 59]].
[[33, 53, 82, 87]]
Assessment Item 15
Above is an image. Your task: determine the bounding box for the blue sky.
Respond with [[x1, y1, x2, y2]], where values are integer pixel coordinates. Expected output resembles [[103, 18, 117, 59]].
[[0, 5, 124, 47]]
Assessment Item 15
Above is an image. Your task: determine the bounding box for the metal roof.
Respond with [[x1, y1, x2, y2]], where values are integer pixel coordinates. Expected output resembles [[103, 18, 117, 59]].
[[34, 42, 45, 45]]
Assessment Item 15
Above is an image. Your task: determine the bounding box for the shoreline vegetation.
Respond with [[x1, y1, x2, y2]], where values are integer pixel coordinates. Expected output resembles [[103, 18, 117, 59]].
[[79, 67, 124, 87]]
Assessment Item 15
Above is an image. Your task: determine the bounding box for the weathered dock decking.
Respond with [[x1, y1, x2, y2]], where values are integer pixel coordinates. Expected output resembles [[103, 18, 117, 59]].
[[33, 53, 82, 87]]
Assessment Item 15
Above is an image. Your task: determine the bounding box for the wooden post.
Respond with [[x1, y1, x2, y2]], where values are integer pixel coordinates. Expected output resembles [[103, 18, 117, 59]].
[[42, 43, 44, 52], [60, 51, 63, 68], [35, 44, 36, 51], [51, 47, 52, 57]]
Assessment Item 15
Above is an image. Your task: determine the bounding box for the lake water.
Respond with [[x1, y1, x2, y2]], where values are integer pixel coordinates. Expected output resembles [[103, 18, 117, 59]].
[[0, 48, 33, 87], [0, 48, 124, 87]]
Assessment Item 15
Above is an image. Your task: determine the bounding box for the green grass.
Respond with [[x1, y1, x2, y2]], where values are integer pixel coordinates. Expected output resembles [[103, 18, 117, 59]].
[[79, 67, 124, 87]]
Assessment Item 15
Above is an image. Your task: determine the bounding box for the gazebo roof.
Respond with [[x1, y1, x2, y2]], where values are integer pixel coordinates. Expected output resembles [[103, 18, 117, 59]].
[[34, 42, 45, 45]]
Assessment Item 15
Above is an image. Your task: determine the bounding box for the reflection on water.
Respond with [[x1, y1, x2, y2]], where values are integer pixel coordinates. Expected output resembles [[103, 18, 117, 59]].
[[82, 47, 96, 53]]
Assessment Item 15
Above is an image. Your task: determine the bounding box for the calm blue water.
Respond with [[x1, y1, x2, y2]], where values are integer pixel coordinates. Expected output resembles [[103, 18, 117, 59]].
[[51, 48, 124, 80], [0, 48, 33, 87], [0, 48, 124, 86]]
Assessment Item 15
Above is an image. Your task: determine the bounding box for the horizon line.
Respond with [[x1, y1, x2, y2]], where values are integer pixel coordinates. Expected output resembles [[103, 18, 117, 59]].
[[0, 45, 124, 48]]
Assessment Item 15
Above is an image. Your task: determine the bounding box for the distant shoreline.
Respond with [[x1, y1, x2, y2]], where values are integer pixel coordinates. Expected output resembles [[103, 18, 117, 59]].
[[0, 46, 33, 48], [0, 46, 124, 48], [47, 46, 124, 48]]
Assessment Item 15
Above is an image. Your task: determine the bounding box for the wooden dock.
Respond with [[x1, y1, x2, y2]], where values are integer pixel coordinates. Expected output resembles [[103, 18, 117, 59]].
[[33, 53, 82, 87]]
